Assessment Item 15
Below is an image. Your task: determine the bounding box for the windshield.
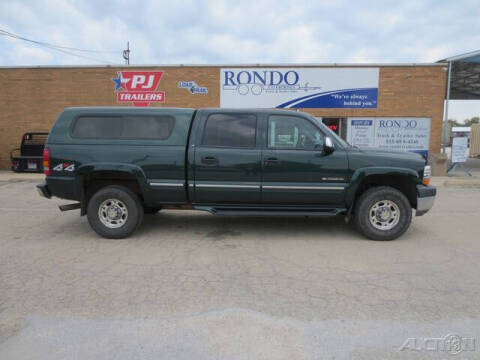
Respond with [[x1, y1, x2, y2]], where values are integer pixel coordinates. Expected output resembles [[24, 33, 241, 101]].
[[309, 116, 351, 148]]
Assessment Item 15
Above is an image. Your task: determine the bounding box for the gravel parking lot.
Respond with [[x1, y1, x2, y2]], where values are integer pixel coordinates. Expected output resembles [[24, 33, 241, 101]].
[[1, 179, 480, 359]]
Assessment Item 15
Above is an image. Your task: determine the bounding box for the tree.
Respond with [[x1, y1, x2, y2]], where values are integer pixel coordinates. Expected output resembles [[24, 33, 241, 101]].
[[448, 119, 461, 126], [464, 117, 479, 127]]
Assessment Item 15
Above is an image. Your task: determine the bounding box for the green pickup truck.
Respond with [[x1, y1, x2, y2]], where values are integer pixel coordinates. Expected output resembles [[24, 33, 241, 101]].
[[37, 107, 436, 240]]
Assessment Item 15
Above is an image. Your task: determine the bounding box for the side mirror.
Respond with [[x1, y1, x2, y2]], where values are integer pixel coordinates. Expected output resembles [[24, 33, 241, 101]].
[[324, 137, 335, 154]]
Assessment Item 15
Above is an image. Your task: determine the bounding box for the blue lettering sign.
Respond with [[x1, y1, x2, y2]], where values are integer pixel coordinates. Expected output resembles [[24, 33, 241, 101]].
[[224, 71, 235, 86], [223, 70, 300, 86], [252, 71, 267, 85], [352, 120, 373, 126]]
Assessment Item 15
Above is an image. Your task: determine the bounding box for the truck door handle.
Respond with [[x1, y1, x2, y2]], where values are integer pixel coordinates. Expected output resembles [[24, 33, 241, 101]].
[[264, 157, 280, 164], [201, 156, 218, 164]]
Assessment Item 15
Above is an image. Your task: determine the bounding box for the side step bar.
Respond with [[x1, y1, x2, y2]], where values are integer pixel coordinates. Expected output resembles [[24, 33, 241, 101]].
[[195, 206, 346, 217], [59, 203, 81, 212]]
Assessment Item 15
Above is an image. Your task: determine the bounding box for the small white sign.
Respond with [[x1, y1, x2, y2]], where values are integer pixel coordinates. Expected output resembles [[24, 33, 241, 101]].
[[451, 137, 468, 163], [347, 119, 375, 147]]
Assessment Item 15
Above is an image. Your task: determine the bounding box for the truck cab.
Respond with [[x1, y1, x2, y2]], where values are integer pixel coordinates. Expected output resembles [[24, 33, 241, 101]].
[[37, 107, 436, 240]]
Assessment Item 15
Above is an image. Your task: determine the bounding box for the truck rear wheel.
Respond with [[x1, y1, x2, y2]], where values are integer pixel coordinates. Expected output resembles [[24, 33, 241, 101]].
[[87, 185, 143, 239], [354, 186, 412, 241]]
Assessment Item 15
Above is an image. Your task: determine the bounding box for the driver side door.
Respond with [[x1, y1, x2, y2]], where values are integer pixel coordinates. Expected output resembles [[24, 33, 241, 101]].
[[261, 114, 349, 205]]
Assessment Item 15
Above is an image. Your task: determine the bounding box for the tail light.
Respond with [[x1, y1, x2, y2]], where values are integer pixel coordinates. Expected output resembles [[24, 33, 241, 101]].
[[43, 148, 51, 176]]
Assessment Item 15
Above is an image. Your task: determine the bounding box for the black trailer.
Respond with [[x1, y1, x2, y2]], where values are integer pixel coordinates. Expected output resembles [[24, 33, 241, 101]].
[[10, 132, 49, 173]]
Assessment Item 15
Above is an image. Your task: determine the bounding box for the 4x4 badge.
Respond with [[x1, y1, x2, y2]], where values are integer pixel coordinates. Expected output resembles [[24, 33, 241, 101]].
[[53, 163, 75, 172]]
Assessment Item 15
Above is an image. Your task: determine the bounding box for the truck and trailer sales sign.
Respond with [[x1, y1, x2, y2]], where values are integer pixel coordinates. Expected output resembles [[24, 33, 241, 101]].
[[347, 117, 432, 158]]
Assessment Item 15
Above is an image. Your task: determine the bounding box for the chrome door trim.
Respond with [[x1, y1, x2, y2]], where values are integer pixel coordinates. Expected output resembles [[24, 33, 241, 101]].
[[150, 181, 344, 190], [195, 183, 261, 189], [193, 183, 343, 190], [262, 185, 344, 190], [149, 182, 184, 187]]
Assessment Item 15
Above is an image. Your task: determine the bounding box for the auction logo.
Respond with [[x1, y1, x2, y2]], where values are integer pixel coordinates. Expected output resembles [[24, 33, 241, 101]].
[[399, 333, 476, 355], [111, 71, 165, 107]]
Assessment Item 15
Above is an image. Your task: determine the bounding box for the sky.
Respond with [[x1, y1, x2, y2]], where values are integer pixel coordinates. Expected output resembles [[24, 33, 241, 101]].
[[1, 0, 479, 121]]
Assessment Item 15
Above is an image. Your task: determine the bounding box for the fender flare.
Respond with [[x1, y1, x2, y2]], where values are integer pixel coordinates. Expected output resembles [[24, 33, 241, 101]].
[[345, 166, 420, 208], [74, 163, 150, 215]]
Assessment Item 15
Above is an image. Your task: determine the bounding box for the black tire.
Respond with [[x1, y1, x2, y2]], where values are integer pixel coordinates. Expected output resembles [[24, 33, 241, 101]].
[[144, 206, 162, 214], [354, 186, 412, 241], [87, 185, 144, 239]]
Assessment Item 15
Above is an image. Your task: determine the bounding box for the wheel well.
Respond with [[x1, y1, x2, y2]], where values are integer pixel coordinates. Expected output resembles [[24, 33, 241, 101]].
[[355, 175, 417, 208], [83, 171, 143, 205]]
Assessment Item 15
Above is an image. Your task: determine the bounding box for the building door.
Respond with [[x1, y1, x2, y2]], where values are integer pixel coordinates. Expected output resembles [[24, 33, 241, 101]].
[[318, 117, 347, 141]]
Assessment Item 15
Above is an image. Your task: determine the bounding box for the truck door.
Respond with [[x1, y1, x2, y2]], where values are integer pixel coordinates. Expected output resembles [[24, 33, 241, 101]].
[[261, 114, 349, 205], [192, 111, 262, 204]]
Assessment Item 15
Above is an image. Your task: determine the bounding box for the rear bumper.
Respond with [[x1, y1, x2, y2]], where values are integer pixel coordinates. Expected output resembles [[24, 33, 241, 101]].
[[36, 183, 51, 199], [416, 184, 436, 216]]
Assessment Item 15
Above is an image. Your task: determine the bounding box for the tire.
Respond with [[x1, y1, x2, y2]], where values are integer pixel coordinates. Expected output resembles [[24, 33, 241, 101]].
[[87, 185, 144, 239], [144, 206, 162, 214], [354, 186, 412, 241]]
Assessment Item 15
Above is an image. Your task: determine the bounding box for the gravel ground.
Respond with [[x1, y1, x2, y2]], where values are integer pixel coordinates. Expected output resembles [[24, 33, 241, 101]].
[[1, 180, 480, 359]]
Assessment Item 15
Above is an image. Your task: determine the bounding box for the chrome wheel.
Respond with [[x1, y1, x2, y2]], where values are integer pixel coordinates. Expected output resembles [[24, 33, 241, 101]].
[[98, 198, 128, 229], [369, 200, 400, 231]]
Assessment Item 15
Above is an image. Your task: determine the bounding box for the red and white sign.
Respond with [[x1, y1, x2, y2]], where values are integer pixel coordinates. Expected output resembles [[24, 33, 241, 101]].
[[112, 71, 165, 107]]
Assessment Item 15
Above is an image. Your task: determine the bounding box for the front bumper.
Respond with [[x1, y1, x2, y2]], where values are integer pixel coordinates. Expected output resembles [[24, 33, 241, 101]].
[[36, 183, 52, 199], [416, 184, 436, 216]]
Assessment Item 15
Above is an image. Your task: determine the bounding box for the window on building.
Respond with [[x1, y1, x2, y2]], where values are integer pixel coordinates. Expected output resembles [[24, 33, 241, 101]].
[[320, 117, 347, 140], [202, 113, 257, 148]]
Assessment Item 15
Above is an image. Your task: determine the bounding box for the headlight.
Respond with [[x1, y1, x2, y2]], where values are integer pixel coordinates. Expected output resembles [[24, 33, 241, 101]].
[[423, 165, 431, 186]]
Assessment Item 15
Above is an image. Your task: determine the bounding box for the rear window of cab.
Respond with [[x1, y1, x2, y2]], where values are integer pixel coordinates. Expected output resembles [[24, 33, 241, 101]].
[[71, 115, 175, 140]]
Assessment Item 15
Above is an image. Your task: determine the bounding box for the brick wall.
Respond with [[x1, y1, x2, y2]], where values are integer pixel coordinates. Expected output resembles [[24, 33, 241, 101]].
[[0, 65, 446, 169]]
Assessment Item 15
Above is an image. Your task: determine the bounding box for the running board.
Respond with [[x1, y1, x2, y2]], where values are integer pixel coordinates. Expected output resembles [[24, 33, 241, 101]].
[[59, 203, 81, 212], [194, 206, 346, 217]]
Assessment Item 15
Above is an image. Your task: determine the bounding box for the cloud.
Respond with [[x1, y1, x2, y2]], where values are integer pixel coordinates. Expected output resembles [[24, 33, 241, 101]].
[[10, 44, 54, 63], [1, 0, 479, 66], [1, 0, 480, 119]]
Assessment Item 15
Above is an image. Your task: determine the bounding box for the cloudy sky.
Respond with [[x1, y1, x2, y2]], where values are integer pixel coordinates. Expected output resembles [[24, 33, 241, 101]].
[[1, 0, 479, 121]]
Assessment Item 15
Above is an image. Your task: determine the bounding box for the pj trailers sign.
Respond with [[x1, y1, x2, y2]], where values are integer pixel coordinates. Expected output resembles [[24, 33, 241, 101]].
[[220, 67, 379, 108], [112, 71, 165, 107]]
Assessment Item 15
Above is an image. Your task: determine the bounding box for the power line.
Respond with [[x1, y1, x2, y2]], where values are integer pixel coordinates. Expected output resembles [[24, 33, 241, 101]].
[[0, 29, 122, 53], [0, 28, 122, 64]]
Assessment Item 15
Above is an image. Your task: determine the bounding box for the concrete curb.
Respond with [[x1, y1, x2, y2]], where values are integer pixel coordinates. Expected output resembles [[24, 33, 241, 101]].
[[2, 171, 480, 188], [431, 176, 480, 188], [0, 172, 44, 182]]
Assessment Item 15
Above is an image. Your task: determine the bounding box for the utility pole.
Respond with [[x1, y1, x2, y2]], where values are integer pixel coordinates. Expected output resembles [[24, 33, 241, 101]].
[[123, 41, 130, 65], [442, 61, 452, 154]]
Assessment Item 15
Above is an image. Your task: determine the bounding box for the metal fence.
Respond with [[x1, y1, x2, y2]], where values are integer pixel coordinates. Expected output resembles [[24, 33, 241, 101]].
[[470, 123, 480, 157]]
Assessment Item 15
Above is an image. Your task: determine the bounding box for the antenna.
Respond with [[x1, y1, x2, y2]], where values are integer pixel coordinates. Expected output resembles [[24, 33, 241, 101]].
[[123, 41, 130, 65]]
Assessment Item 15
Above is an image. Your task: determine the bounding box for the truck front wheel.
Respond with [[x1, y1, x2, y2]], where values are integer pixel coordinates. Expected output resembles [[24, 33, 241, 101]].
[[354, 186, 412, 241], [87, 185, 144, 239]]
